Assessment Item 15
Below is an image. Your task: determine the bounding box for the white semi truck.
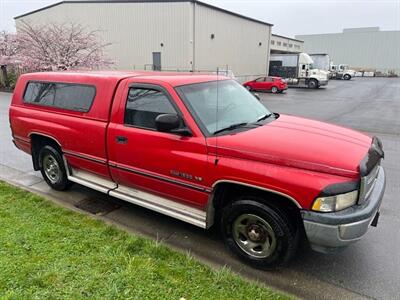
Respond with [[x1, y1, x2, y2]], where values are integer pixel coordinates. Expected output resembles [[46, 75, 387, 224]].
[[330, 64, 356, 80], [269, 53, 329, 89], [309, 53, 331, 73]]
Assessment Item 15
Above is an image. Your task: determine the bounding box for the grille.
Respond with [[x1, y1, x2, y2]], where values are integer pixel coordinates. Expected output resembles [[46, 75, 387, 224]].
[[359, 161, 380, 204]]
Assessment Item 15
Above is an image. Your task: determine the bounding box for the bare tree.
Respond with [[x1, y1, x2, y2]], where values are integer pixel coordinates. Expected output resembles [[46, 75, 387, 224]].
[[17, 21, 113, 71]]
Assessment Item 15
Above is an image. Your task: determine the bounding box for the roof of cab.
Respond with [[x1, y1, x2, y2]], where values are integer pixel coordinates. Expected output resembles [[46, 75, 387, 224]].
[[21, 70, 229, 87]]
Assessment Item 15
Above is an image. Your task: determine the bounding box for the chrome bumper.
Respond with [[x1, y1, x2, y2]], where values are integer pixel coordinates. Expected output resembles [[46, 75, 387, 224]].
[[319, 79, 329, 86], [302, 167, 385, 253]]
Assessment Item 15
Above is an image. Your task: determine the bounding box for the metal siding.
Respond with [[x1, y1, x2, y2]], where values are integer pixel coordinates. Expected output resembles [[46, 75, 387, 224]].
[[296, 30, 400, 74], [270, 34, 303, 53], [16, 2, 193, 70], [194, 4, 271, 80], [15, 1, 273, 79]]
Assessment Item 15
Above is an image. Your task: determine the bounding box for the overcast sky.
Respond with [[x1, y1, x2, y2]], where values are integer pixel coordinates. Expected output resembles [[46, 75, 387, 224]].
[[1, 0, 399, 36]]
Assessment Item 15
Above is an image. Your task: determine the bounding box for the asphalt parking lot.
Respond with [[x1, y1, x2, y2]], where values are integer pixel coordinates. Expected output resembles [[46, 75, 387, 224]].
[[1, 77, 399, 300]]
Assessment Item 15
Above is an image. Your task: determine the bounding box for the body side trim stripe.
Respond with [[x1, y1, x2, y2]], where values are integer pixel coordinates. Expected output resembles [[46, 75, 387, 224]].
[[63, 149, 107, 164], [109, 162, 212, 193], [13, 135, 31, 143]]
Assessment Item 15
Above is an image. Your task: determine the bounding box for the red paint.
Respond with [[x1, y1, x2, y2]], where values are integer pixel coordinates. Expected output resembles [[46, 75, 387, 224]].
[[10, 71, 373, 210], [243, 76, 288, 92]]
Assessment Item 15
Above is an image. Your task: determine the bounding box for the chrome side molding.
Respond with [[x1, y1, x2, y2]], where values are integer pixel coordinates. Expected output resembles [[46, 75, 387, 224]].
[[110, 185, 207, 228], [67, 166, 117, 194], [64, 157, 208, 228]]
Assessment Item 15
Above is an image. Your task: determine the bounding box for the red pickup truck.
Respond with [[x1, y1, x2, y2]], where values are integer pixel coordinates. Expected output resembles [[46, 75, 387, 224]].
[[10, 71, 385, 269]]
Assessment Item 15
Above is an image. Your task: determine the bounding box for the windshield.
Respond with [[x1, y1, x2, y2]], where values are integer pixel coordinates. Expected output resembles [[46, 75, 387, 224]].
[[176, 80, 271, 135]]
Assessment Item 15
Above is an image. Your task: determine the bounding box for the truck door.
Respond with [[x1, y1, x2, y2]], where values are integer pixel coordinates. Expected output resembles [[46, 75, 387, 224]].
[[107, 81, 210, 209], [299, 64, 307, 78]]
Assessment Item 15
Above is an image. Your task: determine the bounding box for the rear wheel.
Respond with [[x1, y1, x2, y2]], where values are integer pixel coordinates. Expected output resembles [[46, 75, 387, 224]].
[[39, 145, 71, 191], [308, 79, 318, 89], [343, 74, 351, 80], [271, 86, 279, 94], [221, 199, 298, 269]]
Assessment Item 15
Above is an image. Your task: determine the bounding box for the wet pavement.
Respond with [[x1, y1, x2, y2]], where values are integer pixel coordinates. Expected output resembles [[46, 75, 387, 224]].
[[1, 77, 399, 299]]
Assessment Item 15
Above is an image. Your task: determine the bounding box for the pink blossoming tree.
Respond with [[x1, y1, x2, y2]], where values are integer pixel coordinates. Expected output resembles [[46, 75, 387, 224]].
[[16, 21, 113, 71], [0, 31, 20, 87]]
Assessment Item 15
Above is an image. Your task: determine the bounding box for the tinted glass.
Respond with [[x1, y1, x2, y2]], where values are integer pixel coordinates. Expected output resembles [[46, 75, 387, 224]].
[[124, 88, 176, 130], [24, 82, 95, 112], [176, 80, 270, 135], [255, 77, 265, 82]]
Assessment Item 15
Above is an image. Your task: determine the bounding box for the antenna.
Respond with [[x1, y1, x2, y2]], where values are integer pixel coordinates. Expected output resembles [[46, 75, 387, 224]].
[[215, 66, 219, 165]]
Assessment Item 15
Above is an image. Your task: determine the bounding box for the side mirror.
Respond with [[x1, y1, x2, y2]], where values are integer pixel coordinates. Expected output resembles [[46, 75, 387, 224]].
[[155, 114, 180, 132], [155, 114, 192, 136]]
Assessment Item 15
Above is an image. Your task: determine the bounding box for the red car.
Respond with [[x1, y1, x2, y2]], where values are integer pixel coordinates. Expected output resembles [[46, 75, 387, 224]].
[[10, 71, 385, 269], [244, 76, 288, 93]]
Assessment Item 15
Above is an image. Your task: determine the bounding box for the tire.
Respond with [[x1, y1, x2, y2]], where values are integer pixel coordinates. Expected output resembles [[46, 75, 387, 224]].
[[245, 85, 252, 91], [271, 86, 279, 94], [343, 74, 351, 80], [221, 199, 298, 269], [307, 79, 318, 89], [39, 145, 71, 191]]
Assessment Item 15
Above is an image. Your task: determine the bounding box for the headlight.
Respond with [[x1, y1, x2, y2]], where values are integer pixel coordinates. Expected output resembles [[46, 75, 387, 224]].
[[312, 190, 358, 212]]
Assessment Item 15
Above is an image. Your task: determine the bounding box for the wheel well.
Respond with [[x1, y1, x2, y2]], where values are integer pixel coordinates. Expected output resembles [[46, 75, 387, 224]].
[[30, 134, 61, 171], [212, 182, 303, 228]]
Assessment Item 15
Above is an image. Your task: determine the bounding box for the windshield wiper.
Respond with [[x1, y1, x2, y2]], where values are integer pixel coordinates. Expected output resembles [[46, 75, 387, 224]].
[[213, 122, 249, 135], [256, 113, 274, 122]]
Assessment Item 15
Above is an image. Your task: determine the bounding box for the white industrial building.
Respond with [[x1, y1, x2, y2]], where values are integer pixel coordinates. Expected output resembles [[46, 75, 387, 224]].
[[270, 34, 303, 54], [296, 27, 400, 75], [15, 0, 273, 80]]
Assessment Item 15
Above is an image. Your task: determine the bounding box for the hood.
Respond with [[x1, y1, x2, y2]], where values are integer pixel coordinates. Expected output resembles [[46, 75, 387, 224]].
[[211, 115, 372, 178]]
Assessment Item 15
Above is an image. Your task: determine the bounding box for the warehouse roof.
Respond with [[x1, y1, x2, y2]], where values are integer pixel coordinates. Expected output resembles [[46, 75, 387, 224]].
[[14, 0, 273, 26], [271, 34, 303, 43]]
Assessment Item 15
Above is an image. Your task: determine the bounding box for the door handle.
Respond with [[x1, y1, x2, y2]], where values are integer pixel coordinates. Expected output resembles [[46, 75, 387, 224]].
[[116, 136, 128, 144]]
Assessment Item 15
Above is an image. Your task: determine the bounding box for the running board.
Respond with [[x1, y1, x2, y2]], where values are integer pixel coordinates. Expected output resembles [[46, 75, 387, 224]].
[[110, 185, 207, 228], [67, 168, 117, 194], [65, 164, 207, 229]]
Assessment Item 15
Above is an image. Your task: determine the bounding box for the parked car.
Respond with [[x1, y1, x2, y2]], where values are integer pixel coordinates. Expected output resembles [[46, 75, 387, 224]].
[[10, 71, 385, 269], [243, 76, 288, 93]]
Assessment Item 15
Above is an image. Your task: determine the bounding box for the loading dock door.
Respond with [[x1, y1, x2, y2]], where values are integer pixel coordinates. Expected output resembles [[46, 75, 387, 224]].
[[152, 52, 161, 71]]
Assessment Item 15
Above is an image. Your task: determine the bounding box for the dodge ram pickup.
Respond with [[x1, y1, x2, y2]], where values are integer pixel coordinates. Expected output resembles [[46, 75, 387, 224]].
[[9, 71, 386, 269]]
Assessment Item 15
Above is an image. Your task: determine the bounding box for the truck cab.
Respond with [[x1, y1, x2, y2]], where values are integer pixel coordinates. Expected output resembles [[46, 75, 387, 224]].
[[269, 53, 329, 89], [10, 71, 385, 269], [331, 64, 356, 80]]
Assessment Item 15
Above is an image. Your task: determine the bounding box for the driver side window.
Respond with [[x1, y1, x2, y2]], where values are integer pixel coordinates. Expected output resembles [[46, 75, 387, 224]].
[[124, 87, 177, 130], [255, 77, 266, 82]]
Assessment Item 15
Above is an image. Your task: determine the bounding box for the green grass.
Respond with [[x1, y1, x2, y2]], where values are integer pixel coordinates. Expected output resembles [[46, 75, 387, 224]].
[[0, 181, 291, 300]]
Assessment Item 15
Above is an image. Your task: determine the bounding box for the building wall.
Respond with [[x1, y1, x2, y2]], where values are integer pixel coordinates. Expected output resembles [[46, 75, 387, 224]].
[[296, 28, 400, 74], [16, 2, 194, 71], [270, 34, 303, 54], [15, 1, 272, 79], [193, 3, 271, 80]]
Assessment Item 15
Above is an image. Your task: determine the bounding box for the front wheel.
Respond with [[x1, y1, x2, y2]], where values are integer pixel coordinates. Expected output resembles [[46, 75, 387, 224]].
[[343, 74, 351, 80], [307, 79, 318, 89], [245, 85, 252, 91], [221, 199, 298, 269], [39, 145, 71, 191], [271, 86, 279, 94]]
